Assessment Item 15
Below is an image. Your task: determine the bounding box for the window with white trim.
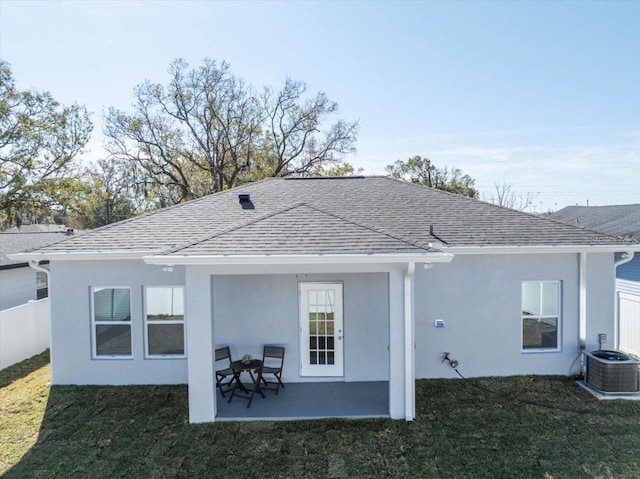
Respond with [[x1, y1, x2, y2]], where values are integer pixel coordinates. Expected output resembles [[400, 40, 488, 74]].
[[92, 287, 132, 358], [144, 286, 185, 357], [36, 271, 48, 299], [522, 281, 561, 351]]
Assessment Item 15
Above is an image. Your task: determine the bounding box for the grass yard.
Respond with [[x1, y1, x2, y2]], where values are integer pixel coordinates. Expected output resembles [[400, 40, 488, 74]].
[[1, 352, 640, 478]]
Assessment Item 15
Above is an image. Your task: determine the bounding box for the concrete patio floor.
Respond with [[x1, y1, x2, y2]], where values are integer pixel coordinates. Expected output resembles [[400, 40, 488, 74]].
[[215, 381, 389, 421]]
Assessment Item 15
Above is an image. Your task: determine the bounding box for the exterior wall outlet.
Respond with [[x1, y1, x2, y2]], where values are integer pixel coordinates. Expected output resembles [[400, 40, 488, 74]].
[[435, 319, 445, 328]]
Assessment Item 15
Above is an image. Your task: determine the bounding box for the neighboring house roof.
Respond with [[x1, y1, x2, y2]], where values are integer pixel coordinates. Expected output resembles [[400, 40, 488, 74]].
[[0, 228, 80, 269], [548, 205, 640, 240], [3, 224, 72, 234], [14, 177, 638, 260]]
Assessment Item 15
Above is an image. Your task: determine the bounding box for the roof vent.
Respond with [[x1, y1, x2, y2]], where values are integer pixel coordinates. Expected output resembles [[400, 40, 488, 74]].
[[65, 228, 74, 235], [238, 193, 254, 210]]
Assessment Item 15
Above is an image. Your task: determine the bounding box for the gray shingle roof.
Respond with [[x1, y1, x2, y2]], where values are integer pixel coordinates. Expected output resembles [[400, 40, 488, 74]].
[[1, 231, 78, 267], [26, 177, 635, 257], [548, 205, 640, 240], [166, 203, 439, 256]]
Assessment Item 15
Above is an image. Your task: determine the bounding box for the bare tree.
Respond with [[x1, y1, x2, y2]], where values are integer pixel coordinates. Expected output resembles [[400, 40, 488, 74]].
[[385, 155, 478, 198], [485, 182, 534, 211], [259, 78, 358, 177], [104, 60, 358, 210], [104, 58, 263, 204]]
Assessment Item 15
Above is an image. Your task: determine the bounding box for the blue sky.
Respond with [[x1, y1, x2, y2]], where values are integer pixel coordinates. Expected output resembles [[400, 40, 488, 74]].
[[1, 0, 638, 211]]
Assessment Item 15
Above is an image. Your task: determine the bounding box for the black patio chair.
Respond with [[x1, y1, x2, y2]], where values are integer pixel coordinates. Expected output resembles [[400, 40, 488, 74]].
[[215, 346, 235, 397], [259, 345, 285, 395]]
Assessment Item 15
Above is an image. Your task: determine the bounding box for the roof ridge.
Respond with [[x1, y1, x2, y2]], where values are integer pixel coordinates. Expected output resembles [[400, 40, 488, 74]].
[[161, 201, 308, 255], [162, 201, 439, 256], [300, 203, 437, 251]]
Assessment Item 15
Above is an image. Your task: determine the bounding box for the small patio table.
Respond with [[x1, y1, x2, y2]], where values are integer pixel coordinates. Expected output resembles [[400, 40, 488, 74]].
[[228, 359, 266, 407]]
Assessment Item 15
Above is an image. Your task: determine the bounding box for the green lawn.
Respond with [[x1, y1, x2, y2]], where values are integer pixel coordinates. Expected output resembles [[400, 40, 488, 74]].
[[1, 352, 639, 478]]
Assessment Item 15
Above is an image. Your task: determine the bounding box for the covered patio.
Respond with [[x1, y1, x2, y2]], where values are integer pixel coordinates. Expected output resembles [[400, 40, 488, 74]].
[[215, 381, 389, 421]]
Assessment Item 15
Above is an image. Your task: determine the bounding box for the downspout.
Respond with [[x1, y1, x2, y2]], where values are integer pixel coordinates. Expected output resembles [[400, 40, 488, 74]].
[[579, 253, 587, 352], [404, 262, 415, 421], [28, 260, 50, 277], [613, 252, 635, 350], [28, 260, 53, 383]]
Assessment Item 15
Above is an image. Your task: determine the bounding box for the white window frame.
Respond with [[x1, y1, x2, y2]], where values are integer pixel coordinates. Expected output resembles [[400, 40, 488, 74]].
[[36, 271, 48, 299], [143, 286, 186, 359], [521, 280, 561, 353], [91, 286, 133, 360]]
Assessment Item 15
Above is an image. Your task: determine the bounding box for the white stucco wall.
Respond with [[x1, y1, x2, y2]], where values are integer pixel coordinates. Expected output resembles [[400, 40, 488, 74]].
[[0, 267, 37, 311], [414, 252, 615, 379], [212, 272, 390, 383], [49, 260, 187, 385], [47, 251, 616, 390]]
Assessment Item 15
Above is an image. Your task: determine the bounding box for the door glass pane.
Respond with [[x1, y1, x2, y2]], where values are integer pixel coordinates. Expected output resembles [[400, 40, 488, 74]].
[[327, 351, 335, 365], [327, 322, 334, 335], [309, 321, 317, 334], [310, 352, 317, 364], [327, 337, 334, 349], [319, 322, 326, 334], [319, 351, 326, 364], [310, 337, 317, 349], [327, 290, 334, 305]]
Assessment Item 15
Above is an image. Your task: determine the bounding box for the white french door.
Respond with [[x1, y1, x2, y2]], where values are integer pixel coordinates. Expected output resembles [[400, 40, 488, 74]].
[[299, 282, 344, 377]]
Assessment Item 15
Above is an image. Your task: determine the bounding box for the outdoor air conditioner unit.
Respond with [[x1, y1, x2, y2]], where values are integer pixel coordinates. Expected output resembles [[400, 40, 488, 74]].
[[585, 350, 640, 393]]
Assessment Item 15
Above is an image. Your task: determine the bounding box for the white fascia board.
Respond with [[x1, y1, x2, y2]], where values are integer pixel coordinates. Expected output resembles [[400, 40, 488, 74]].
[[7, 251, 152, 262], [443, 244, 640, 255], [143, 252, 454, 266]]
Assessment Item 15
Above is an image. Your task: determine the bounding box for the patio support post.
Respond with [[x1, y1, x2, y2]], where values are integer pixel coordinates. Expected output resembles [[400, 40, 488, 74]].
[[404, 262, 415, 421], [185, 266, 216, 423], [388, 268, 405, 419]]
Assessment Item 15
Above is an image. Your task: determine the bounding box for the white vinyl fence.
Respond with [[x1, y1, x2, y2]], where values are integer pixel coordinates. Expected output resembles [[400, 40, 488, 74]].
[[0, 298, 50, 370], [618, 292, 640, 357]]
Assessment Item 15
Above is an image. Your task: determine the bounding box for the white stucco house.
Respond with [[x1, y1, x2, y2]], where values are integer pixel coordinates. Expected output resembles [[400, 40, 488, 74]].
[[0, 225, 78, 311], [11, 177, 640, 423]]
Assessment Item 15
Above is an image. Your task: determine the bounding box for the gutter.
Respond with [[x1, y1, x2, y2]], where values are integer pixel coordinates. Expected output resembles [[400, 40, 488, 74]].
[[8, 251, 157, 262], [444, 245, 640, 255], [143, 252, 454, 266], [28, 259, 50, 278]]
